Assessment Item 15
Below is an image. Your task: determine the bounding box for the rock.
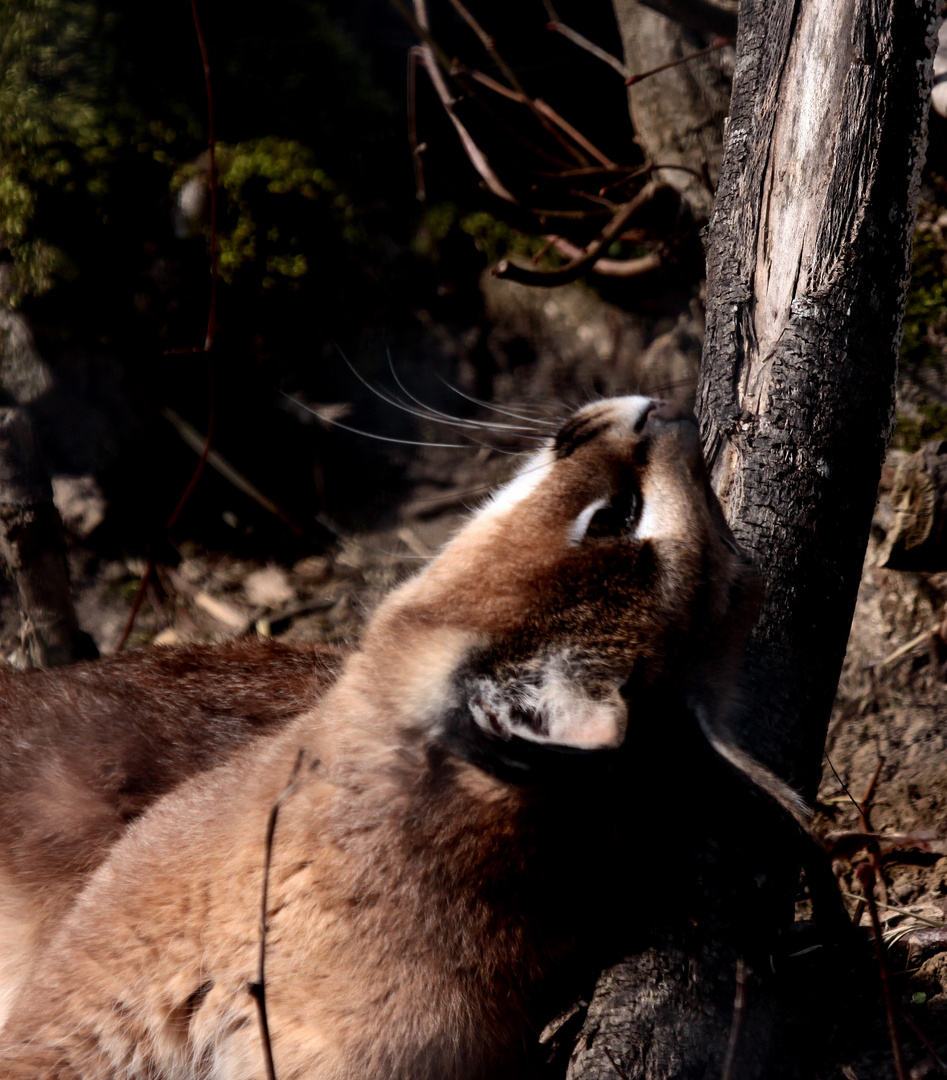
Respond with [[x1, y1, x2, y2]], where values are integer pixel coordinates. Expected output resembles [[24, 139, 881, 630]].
[[243, 565, 295, 609], [51, 475, 107, 539]]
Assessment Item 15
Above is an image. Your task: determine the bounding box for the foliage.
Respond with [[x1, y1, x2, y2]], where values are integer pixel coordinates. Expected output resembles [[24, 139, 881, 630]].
[[0, 0, 400, 343], [175, 138, 366, 291]]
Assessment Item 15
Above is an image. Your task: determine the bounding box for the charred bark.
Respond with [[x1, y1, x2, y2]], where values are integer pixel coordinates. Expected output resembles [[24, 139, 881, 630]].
[[569, 1, 940, 1077], [0, 407, 97, 667], [699, 0, 939, 789]]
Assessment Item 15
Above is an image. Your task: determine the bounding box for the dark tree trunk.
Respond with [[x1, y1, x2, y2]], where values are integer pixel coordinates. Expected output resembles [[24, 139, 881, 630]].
[[698, 0, 939, 791], [568, 1, 940, 1077], [0, 408, 97, 668]]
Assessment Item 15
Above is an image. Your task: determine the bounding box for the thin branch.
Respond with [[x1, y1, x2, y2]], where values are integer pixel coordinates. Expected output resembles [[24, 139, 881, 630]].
[[161, 408, 305, 536], [409, 0, 519, 204], [625, 36, 735, 86], [388, 0, 455, 72], [857, 864, 908, 1080], [602, 1045, 630, 1079], [408, 47, 427, 201], [858, 755, 885, 834], [249, 750, 309, 1080], [445, 0, 590, 166], [566, 188, 620, 209], [462, 66, 615, 167], [838, 891, 945, 929], [866, 626, 933, 670], [448, 64, 575, 170], [720, 957, 748, 1080], [190, 0, 218, 351], [495, 182, 660, 285], [544, 236, 661, 277], [541, 6, 629, 79]]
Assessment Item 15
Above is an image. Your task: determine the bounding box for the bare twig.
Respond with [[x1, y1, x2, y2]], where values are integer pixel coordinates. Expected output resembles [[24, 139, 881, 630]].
[[625, 37, 735, 86], [866, 627, 933, 670], [495, 182, 660, 285], [858, 755, 885, 834], [602, 1044, 630, 1080], [191, 0, 218, 352], [249, 750, 309, 1080], [541, 0, 628, 76], [408, 0, 519, 204], [838, 891, 945, 929], [408, 47, 427, 201], [544, 236, 661, 277], [161, 408, 304, 536], [462, 67, 615, 168], [857, 864, 909, 1080], [544, 20, 628, 78], [720, 957, 748, 1080], [900, 1010, 947, 1072], [446, 0, 590, 166]]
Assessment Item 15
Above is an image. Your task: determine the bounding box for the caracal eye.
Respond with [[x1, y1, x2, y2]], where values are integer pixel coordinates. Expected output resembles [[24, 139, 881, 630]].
[[574, 489, 642, 542]]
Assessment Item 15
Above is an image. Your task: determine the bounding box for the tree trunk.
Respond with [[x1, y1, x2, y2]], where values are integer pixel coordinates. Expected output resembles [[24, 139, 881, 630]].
[[568, 1, 940, 1077], [0, 408, 97, 668], [699, 0, 940, 791]]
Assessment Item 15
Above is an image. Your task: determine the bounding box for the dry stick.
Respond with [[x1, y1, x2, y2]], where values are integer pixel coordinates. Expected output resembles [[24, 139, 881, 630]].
[[900, 1009, 947, 1072], [494, 182, 659, 285], [543, 236, 661, 277], [838, 891, 944, 929], [866, 627, 933, 670], [161, 408, 305, 536], [117, 0, 219, 652], [445, 0, 590, 167], [404, 0, 518, 204], [858, 755, 885, 835], [602, 1045, 631, 1080], [625, 37, 734, 86], [720, 957, 748, 1080], [857, 863, 909, 1080], [407, 47, 427, 200], [462, 67, 616, 168], [448, 63, 575, 170], [567, 187, 620, 209], [858, 752, 890, 907], [543, 16, 629, 79], [598, 162, 655, 196], [250, 750, 308, 1080]]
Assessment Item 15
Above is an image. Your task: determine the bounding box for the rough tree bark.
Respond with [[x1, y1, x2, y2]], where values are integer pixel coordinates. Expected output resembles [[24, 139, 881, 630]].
[[0, 408, 97, 667], [566, 1, 941, 1077]]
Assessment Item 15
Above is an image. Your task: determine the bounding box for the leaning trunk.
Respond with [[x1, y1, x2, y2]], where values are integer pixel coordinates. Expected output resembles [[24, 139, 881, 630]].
[[567, 1, 940, 1077]]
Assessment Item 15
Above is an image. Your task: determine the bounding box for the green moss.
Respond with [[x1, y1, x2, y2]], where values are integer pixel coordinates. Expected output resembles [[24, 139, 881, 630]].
[[172, 137, 364, 290]]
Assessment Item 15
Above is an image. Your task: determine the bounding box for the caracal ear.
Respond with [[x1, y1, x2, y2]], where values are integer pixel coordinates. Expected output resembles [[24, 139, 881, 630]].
[[468, 674, 627, 751]]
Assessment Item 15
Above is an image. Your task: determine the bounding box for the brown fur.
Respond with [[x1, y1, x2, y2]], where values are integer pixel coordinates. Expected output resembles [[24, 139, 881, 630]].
[[0, 397, 761, 1078], [0, 640, 343, 1026]]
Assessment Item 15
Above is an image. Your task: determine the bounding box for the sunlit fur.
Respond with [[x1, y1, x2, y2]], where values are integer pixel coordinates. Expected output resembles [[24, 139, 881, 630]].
[[0, 396, 768, 1079]]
